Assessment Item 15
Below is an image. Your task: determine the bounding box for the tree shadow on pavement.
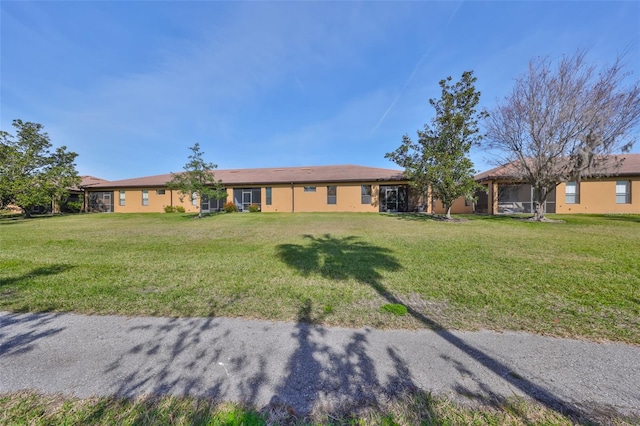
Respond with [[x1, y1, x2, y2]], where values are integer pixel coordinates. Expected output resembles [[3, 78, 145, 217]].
[[104, 316, 229, 399], [269, 299, 419, 418], [276, 233, 595, 424], [0, 312, 65, 357]]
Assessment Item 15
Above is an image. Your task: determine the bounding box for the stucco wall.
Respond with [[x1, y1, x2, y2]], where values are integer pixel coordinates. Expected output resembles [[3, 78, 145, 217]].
[[258, 183, 382, 213], [556, 178, 639, 214], [432, 197, 474, 214], [101, 188, 200, 213]]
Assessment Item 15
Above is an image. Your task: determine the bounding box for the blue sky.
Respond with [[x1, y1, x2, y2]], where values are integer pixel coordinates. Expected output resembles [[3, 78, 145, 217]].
[[1, 1, 639, 180]]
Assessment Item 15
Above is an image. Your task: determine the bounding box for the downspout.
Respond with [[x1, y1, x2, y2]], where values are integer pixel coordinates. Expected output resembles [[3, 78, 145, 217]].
[[291, 183, 295, 213]]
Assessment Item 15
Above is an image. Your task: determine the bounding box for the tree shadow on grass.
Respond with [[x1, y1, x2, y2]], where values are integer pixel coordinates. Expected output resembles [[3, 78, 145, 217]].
[[277, 234, 401, 286], [384, 213, 472, 223], [600, 214, 640, 223], [0, 264, 74, 288], [276, 233, 596, 424]]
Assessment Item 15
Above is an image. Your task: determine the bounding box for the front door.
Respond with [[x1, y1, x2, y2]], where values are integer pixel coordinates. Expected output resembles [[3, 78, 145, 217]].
[[379, 185, 409, 212], [242, 189, 252, 212], [385, 187, 398, 212]]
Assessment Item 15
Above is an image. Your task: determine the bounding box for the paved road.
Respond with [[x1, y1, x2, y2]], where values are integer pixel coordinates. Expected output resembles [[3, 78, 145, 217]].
[[1, 311, 639, 419]]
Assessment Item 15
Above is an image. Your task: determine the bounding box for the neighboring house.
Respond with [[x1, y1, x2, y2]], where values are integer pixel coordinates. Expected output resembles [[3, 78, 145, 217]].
[[85, 165, 417, 214], [473, 154, 640, 215]]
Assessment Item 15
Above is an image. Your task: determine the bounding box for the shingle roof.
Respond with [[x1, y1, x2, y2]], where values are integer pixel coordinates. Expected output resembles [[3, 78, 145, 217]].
[[475, 154, 640, 181], [89, 165, 406, 188], [80, 176, 110, 187], [69, 176, 110, 191]]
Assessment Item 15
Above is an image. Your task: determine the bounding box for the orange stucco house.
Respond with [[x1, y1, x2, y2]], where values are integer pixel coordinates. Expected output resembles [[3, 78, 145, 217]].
[[82, 155, 640, 216], [473, 154, 640, 215], [84, 165, 420, 214]]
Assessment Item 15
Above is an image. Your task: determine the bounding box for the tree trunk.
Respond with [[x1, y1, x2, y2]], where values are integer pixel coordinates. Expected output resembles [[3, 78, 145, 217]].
[[445, 205, 452, 220], [533, 201, 545, 221]]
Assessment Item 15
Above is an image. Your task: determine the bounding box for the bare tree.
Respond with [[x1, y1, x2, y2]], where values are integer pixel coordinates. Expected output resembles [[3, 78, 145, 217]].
[[485, 51, 640, 220]]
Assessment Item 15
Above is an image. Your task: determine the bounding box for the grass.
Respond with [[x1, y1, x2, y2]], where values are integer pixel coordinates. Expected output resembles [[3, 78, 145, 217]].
[[380, 303, 408, 316], [1, 212, 639, 343], [3, 390, 635, 425]]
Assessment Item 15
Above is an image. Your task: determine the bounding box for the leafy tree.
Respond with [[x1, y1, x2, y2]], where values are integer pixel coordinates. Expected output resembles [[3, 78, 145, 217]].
[[168, 143, 227, 218], [386, 71, 487, 219], [485, 51, 640, 221], [0, 119, 80, 218]]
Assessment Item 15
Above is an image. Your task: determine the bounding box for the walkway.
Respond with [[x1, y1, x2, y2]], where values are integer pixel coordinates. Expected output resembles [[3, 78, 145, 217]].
[[1, 311, 638, 419]]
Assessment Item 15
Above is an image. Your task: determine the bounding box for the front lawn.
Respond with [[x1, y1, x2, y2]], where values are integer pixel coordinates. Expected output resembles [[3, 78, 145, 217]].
[[1, 213, 638, 343]]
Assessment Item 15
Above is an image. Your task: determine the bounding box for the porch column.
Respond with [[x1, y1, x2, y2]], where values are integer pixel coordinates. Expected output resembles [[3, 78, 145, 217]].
[[490, 181, 498, 215]]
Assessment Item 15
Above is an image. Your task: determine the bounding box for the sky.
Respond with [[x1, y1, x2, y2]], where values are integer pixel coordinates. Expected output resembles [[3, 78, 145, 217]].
[[1, 1, 639, 181]]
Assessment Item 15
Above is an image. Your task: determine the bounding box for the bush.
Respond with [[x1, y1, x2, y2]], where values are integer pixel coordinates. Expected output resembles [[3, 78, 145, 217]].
[[164, 205, 186, 213], [248, 204, 260, 213], [224, 202, 237, 213], [61, 201, 82, 213]]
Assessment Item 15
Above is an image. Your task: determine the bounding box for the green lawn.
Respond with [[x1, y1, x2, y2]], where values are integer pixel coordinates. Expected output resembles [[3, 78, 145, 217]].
[[1, 212, 638, 343]]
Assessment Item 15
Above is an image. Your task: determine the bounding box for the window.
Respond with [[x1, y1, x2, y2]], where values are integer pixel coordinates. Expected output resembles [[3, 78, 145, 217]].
[[192, 192, 198, 207], [119, 191, 126, 206], [616, 181, 631, 204], [156, 189, 165, 195], [565, 182, 579, 204], [361, 185, 372, 204], [142, 190, 149, 206], [304, 186, 316, 192], [266, 187, 272, 205], [465, 198, 471, 207], [327, 186, 337, 204]]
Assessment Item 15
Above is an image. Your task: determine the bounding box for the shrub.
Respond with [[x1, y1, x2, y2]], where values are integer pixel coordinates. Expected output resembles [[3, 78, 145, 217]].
[[175, 205, 186, 213], [380, 303, 407, 316], [224, 202, 237, 213], [61, 201, 82, 213], [248, 204, 260, 213], [164, 205, 175, 213]]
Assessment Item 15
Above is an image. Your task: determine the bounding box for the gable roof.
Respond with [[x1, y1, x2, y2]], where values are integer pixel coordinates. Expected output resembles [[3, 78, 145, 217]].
[[89, 165, 406, 189], [475, 154, 640, 182], [79, 175, 110, 187], [69, 175, 110, 191]]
